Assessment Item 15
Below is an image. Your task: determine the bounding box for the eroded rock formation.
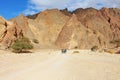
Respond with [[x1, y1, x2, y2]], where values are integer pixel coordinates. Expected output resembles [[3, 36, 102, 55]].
[[0, 7, 120, 49], [0, 17, 23, 49]]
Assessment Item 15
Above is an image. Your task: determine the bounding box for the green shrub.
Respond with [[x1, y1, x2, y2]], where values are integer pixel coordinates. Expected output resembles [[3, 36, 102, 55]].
[[11, 37, 33, 53], [91, 46, 98, 51], [33, 39, 39, 44]]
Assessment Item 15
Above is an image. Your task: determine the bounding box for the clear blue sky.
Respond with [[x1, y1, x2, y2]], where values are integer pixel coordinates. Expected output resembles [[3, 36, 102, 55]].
[[0, 0, 28, 19], [0, 0, 120, 20]]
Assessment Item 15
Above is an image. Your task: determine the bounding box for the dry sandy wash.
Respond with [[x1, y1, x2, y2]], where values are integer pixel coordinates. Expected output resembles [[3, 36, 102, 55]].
[[0, 49, 120, 80]]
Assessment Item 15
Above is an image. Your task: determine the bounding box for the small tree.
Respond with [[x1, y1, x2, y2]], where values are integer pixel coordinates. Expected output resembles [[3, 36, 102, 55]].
[[11, 37, 33, 53]]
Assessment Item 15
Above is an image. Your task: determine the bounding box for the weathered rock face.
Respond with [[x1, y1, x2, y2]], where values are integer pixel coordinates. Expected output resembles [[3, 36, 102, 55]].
[[60, 8, 72, 16], [0, 16, 6, 40], [56, 14, 88, 49], [11, 14, 34, 39], [0, 17, 23, 49], [0, 8, 120, 49], [72, 8, 120, 49], [27, 9, 69, 48], [100, 8, 120, 40]]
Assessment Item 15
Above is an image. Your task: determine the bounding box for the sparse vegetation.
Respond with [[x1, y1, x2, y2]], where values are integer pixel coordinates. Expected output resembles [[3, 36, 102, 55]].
[[73, 51, 79, 54], [74, 46, 78, 49], [11, 37, 33, 53], [33, 39, 39, 44], [91, 46, 98, 51], [110, 39, 120, 48]]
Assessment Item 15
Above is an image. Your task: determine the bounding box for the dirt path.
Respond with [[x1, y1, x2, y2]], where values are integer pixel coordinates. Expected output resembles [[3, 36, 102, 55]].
[[0, 50, 120, 80]]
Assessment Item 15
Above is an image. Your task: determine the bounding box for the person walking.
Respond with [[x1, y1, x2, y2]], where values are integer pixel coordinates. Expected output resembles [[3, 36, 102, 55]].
[[61, 49, 67, 54]]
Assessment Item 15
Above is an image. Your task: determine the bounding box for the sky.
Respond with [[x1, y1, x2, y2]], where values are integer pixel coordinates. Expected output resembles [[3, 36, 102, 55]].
[[0, 0, 120, 20]]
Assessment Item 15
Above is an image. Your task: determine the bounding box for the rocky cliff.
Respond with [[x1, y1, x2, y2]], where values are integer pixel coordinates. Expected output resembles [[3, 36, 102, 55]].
[[72, 8, 120, 49], [0, 16, 23, 49], [0, 7, 120, 49]]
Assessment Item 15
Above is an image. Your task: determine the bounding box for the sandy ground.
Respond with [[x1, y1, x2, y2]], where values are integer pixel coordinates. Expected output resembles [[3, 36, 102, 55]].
[[0, 49, 120, 80]]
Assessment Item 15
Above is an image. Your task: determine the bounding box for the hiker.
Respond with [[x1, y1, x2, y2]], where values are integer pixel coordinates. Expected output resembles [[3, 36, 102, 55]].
[[61, 49, 67, 54]]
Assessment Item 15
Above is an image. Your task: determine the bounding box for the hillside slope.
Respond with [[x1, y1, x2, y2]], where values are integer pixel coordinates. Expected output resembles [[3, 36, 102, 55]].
[[0, 7, 120, 49]]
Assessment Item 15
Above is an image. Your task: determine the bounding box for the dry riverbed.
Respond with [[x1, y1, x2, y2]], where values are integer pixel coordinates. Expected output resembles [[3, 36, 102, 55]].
[[0, 49, 120, 80]]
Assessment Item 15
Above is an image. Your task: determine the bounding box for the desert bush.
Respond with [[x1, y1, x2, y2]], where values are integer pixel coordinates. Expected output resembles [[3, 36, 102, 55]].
[[11, 37, 33, 53], [33, 39, 39, 44], [73, 51, 79, 54], [74, 46, 78, 49], [91, 46, 98, 51]]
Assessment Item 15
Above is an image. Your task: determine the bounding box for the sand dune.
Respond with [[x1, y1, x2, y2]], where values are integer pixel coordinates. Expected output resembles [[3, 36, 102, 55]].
[[0, 49, 120, 80]]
